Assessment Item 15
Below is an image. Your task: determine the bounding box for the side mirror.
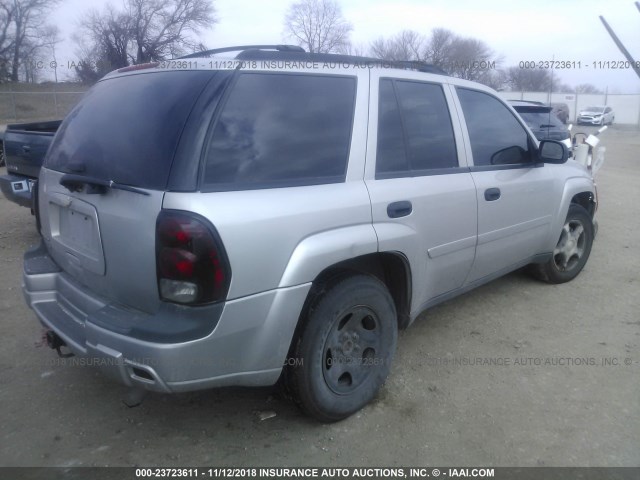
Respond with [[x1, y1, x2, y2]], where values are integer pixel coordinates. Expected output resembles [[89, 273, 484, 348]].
[[539, 140, 568, 164]]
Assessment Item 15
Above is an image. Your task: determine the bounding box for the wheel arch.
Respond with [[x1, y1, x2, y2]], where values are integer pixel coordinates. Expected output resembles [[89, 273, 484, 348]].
[[291, 252, 413, 340], [547, 177, 596, 251], [570, 191, 596, 218]]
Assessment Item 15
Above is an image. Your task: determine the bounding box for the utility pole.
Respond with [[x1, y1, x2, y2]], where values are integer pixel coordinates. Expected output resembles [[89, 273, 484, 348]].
[[599, 11, 640, 80]]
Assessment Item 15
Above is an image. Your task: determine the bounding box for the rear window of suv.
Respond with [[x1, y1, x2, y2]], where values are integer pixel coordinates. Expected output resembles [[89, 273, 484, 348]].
[[203, 73, 356, 190], [515, 107, 564, 128], [46, 71, 213, 190]]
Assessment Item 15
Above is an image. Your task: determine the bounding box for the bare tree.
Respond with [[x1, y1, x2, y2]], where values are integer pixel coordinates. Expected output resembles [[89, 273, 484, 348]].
[[369, 37, 394, 60], [424, 28, 455, 67], [0, 1, 15, 79], [554, 82, 575, 93], [444, 36, 502, 82], [283, 0, 352, 53], [128, 0, 217, 63], [575, 83, 603, 94], [370, 30, 425, 61], [337, 42, 366, 57], [42, 25, 61, 83], [481, 69, 507, 91], [0, 0, 60, 82], [9, 0, 60, 81], [369, 27, 501, 85], [507, 67, 552, 92], [75, 0, 217, 82], [79, 6, 134, 68]]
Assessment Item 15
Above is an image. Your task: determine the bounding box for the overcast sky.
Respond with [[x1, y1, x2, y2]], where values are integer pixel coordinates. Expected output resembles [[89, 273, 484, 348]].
[[51, 0, 640, 93]]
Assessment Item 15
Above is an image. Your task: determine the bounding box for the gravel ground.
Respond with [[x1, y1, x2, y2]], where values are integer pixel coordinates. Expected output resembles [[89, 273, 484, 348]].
[[0, 127, 638, 468]]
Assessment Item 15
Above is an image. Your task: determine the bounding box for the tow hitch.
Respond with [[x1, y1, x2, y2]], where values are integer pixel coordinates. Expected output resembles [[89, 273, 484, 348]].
[[45, 330, 74, 358]]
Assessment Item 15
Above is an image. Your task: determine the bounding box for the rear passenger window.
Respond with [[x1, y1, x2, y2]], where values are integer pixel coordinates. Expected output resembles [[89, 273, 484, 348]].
[[203, 73, 356, 189], [457, 88, 533, 167], [376, 79, 458, 178]]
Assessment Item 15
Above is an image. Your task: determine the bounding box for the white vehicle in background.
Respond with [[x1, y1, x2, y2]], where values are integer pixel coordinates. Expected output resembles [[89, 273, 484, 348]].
[[577, 106, 615, 126]]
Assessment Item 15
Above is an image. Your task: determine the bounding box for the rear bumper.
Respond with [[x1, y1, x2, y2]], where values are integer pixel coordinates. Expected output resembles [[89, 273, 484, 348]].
[[0, 173, 34, 208], [23, 242, 311, 393]]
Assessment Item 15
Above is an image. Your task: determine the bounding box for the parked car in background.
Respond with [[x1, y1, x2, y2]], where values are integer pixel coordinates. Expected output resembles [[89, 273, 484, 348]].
[[577, 106, 614, 126], [510, 101, 570, 141], [551, 103, 570, 124]]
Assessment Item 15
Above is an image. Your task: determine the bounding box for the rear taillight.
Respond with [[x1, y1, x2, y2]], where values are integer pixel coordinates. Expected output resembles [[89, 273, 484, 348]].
[[156, 211, 230, 305]]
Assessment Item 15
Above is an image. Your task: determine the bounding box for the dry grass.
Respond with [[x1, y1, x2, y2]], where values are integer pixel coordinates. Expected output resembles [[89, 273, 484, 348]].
[[0, 83, 90, 123]]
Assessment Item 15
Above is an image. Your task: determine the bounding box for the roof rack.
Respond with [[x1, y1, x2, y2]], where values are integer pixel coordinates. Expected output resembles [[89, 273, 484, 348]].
[[176, 45, 448, 76], [177, 45, 305, 59], [389, 60, 448, 75], [234, 49, 449, 75]]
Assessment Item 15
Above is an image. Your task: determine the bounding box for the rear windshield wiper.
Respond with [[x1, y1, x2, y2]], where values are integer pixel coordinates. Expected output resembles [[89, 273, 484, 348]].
[[59, 174, 150, 196]]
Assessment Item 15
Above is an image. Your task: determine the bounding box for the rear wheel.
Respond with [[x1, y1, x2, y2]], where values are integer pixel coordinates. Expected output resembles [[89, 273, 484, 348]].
[[530, 204, 594, 284], [287, 274, 397, 422]]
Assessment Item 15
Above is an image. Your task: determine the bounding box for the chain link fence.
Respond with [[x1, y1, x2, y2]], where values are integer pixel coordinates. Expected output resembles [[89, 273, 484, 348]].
[[0, 85, 89, 124]]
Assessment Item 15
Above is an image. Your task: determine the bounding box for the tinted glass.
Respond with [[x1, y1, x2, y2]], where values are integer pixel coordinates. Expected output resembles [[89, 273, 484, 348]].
[[376, 79, 408, 175], [46, 71, 213, 189], [457, 88, 532, 166], [395, 81, 458, 171], [516, 109, 564, 128], [204, 73, 355, 188], [376, 79, 458, 177]]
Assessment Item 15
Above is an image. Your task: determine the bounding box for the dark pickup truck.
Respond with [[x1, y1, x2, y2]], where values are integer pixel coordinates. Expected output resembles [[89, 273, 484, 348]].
[[0, 120, 61, 208]]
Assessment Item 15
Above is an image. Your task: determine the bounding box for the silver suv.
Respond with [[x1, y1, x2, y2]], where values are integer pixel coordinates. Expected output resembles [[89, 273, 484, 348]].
[[23, 46, 597, 422]]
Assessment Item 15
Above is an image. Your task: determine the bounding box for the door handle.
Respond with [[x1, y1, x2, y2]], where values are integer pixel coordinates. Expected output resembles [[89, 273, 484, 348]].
[[22, 145, 31, 153], [387, 201, 413, 218], [484, 188, 501, 201]]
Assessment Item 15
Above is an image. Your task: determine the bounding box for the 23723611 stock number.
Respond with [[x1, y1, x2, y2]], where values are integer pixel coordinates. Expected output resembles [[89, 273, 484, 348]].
[[519, 60, 640, 69], [135, 469, 259, 478], [136, 469, 199, 477]]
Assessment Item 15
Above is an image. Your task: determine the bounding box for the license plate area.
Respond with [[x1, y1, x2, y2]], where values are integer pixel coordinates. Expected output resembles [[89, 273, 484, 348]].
[[10, 179, 34, 193], [47, 193, 105, 276]]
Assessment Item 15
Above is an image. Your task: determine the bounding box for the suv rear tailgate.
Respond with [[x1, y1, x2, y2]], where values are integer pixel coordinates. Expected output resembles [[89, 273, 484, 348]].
[[35, 69, 215, 315], [38, 167, 164, 313]]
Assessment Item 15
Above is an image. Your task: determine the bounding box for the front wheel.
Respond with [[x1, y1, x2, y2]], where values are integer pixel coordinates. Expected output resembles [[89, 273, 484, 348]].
[[287, 274, 398, 422], [530, 204, 594, 284]]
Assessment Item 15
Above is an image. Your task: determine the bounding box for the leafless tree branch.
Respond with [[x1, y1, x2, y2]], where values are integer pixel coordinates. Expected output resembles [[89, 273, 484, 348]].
[[283, 0, 352, 54]]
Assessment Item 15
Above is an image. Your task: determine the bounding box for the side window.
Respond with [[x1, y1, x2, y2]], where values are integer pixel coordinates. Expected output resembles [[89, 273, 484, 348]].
[[376, 79, 458, 178], [457, 88, 533, 167], [376, 79, 408, 175], [605, 107, 611, 113], [204, 73, 356, 189]]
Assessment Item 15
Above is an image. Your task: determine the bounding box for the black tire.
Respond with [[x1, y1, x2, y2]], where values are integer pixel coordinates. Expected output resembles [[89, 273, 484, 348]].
[[0, 141, 4, 167], [530, 204, 594, 284], [287, 274, 398, 422]]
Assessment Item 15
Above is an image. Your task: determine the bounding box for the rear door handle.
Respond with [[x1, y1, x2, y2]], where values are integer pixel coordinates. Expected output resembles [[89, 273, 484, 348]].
[[387, 201, 413, 218], [484, 188, 501, 201], [22, 145, 31, 153]]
